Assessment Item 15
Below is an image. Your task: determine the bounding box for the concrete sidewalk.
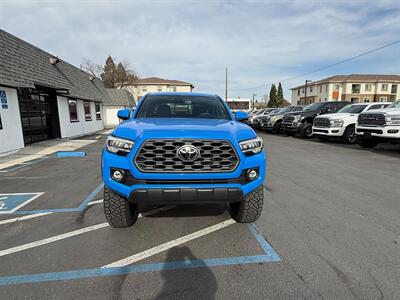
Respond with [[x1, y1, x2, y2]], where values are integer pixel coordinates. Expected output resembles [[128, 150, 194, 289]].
[[0, 129, 113, 171]]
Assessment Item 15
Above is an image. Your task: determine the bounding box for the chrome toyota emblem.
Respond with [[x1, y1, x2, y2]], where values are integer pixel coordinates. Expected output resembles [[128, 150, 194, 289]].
[[177, 145, 200, 161]]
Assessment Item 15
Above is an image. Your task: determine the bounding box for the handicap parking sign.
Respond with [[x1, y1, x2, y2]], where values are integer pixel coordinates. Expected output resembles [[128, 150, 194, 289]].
[[0, 193, 44, 213]]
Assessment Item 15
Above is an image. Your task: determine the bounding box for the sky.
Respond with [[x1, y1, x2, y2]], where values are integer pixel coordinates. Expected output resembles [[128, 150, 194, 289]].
[[1, 0, 400, 100]]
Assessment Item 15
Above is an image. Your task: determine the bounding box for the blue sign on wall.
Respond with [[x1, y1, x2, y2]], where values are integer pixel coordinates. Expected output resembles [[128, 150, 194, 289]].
[[0, 90, 7, 109], [0, 193, 44, 213]]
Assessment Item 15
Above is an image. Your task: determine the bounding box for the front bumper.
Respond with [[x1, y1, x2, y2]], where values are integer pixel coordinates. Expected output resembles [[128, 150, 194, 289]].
[[282, 122, 301, 132], [312, 126, 345, 137], [102, 144, 266, 203], [130, 187, 243, 204], [356, 125, 400, 139]]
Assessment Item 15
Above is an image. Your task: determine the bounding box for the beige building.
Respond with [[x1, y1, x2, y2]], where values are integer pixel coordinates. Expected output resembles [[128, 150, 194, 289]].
[[121, 77, 194, 101], [291, 74, 400, 105]]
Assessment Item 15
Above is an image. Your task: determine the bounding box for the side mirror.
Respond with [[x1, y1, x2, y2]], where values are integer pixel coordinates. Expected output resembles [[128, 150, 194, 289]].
[[234, 111, 248, 121], [117, 109, 131, 120]]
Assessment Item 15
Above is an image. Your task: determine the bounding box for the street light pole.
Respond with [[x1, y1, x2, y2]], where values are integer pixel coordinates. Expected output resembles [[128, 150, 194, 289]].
[[252, 93, 256, 110], [304, 80, 312, 105], [225, 67, 228, 101]]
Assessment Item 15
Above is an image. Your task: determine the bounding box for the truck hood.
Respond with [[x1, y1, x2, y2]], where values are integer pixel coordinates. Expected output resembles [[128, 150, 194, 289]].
[[112, 118, 256, 142], [361, 107, 400, 116], [317, 112, 358, 120]]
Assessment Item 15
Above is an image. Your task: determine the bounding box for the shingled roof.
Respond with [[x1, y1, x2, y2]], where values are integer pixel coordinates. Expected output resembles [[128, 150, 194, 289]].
[[0, 30, 109, 102], [291, 74, 400, 90], [105, 89, 136, 107], [135, 77, 194, 87]]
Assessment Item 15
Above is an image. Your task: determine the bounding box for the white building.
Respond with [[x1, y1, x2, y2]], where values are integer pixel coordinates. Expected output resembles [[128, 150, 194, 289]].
[[0, 30, 109, 156], [122, 77, 194, 101], [103, 89, 136, 127], [291, 74, 400, 105]]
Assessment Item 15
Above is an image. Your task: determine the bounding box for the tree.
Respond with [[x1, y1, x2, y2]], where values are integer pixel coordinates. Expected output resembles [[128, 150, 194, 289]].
[[268, 84, 277, 107], [81, 58, 103, 77], [277, 82, 284, 106], [115, 60, 138, 88], [101, 56, 117, 88]]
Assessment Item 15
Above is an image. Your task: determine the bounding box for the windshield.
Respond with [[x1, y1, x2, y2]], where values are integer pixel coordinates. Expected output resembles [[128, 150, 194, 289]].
[[279, 107, 293, 113], [135, 95, 231, 119], [256, 109, 266, 115], [304, 102, 325, 111], [388, 99, 400, 108], [337, 104, 367, 114]]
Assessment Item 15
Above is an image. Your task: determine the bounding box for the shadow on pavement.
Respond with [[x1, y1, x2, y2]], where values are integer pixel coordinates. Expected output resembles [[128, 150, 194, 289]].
[[156, 246, 217, 299], [145, 204, 227, 218]]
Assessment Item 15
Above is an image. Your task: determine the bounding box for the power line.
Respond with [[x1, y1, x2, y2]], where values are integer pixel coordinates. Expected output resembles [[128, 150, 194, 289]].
[[279, 39, 400, 83]]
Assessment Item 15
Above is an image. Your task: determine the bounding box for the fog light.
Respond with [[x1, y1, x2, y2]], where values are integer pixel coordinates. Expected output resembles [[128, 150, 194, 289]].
[[112, 170, 125, 182], [247, 169, 258, 181]]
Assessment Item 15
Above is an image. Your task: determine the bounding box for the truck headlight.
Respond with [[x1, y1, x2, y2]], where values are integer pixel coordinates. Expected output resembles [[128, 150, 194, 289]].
[[385, 115, 400, 126], [330, 119, 344, 127], [106, 136, 134, 155], [239, 137, 263, 155]]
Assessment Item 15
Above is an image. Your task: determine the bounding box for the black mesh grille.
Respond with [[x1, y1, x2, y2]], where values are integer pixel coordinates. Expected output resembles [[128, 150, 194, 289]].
[[283, 115, 295, 123], [313, 118, 330, 128], [134, 139, 239, 173], [358, 113, 386, 126]]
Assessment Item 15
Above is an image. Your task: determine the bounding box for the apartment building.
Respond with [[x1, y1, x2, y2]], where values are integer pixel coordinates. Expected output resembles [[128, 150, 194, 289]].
[[122, 77, 194, 101], [291, 74, 400, 105]]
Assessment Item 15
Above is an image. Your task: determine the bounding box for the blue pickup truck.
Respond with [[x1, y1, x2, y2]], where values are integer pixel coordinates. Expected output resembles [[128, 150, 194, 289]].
[[102, 92, 266, 227]]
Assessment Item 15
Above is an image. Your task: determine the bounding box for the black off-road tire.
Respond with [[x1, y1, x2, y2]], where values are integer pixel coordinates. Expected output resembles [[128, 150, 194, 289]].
[[358, 138, 379, 149], [103, 187, 138, 228], [342, 126, 358, 144], [300, 123, 313, 138], [229, 185, 264, 223], [271, 121, 282, 134]]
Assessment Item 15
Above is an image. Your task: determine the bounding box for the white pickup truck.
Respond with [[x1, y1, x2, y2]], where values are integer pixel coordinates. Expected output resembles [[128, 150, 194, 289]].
[[312, 102, 389, 144], [356, 99, 400, 148]]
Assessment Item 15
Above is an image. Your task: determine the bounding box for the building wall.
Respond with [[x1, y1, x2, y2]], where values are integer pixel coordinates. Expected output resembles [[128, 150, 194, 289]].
[[0, 86, 25, 155], [124, 84, 192, 101], [103, 105, 125, 128], [292, 81, 400, 105], [57, 96, 104, 138]]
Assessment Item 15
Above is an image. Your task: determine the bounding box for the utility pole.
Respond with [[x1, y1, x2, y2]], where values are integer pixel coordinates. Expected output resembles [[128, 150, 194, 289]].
[[252, 93, 256, 110], [303, 80, 312, 105], [225, 67, 228, 101]]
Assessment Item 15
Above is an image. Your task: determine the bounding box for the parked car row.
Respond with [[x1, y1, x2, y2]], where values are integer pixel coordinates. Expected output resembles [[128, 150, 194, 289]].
[[247, 99, 400, 149]]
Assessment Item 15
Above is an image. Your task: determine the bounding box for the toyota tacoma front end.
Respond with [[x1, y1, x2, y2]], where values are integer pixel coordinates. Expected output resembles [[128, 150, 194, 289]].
[[101, 93, 266, 227]]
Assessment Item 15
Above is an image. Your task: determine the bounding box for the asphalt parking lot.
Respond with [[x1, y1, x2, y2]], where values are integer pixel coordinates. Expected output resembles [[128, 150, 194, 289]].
[[0, 131, 399, 299]]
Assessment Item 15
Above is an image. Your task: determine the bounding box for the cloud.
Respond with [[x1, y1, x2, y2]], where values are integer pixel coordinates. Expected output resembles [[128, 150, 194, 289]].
[[1, 0, 400, 99]]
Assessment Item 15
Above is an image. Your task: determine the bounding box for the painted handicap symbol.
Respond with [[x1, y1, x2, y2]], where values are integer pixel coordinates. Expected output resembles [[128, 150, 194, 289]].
[[0, 193, 44, 214]]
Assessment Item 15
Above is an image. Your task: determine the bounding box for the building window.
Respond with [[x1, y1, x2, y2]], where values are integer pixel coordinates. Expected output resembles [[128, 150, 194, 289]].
[[381, 84, 388, 91], [302, 89, 304, 94], [95, 103, 101, 120], [365, 84, 372, 91], [379, 96, 387, 102], [325, 85, 328, 92], [157, 86, 162, 92], [319, 86, 322, 93], [171, 86, 177, 92], [297, 89, 300, 96], [363, 97, 371, 103], [310, 86, 313, 92], [142, 86, 147, 92], [351, 84, 361, 93], [333, 84, 340, 91], [84, 101, 92, 121], [68, 99, 79, 122]]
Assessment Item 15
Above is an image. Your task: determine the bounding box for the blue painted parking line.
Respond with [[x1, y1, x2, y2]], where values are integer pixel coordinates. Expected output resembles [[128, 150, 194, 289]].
[[0, 193, 44, 214], [0, 224, 281, 286], [56, 151, 86, 158], [12, 183, 104, 215]]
